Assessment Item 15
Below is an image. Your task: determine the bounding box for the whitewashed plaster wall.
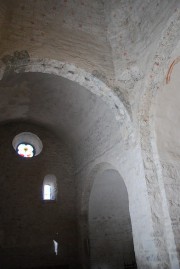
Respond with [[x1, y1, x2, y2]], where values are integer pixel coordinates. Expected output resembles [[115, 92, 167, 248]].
[[139, 7, 180, 269], [155, 41, 180, 262], [104, 0, 180, 116], [77, 135, 170, 269], [0, 58, 163, 269], [0, 1, 180, 269]]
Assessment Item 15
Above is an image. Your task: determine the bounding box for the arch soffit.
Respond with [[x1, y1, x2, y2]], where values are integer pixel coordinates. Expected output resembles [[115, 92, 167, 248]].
[[81, 162, 127, 219], [0, 58, 132, 128]]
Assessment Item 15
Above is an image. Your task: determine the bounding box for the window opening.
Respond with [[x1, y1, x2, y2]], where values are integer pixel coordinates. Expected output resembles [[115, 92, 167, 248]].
[[12, 132, 43, 158], [17, 143, 35, 158], [53, 240, 58, 255], [44, 184, 51, 200], [42, 174, 57, 201]]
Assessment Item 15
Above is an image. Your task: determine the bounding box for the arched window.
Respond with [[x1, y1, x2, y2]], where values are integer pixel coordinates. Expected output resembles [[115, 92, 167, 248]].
[[43, 175, 57, 200], [12, 132, 43, 158]]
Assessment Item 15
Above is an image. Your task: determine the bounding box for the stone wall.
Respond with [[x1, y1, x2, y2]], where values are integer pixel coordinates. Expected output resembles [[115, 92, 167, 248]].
[[0, 0, 114, 85], [0, 0, 180, 268], [161, 161, 180, 260], [0, 122, 78, 269]]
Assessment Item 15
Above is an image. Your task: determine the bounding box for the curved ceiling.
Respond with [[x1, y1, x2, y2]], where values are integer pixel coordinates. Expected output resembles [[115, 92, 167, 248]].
[[0, 72, 120, 147]]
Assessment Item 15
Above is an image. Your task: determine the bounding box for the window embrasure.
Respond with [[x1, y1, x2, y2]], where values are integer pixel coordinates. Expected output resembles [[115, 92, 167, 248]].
[[43, 174, 57, 201]]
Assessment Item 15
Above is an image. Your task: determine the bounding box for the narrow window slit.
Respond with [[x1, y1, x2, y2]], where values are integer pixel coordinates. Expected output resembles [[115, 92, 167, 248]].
[[42, 174, 57, 201], [53, 240, 58, 255]]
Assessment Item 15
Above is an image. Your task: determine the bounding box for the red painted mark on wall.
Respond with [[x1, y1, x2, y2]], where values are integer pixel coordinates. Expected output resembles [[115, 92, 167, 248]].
[[166, 56, 180, 84]]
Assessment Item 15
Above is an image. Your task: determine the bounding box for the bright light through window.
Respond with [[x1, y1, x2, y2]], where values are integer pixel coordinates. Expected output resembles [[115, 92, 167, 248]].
[[44, 184, 51, 200], [17, 143, 34, 158], [53, 240, 58, 255], [43, 175, 57, 201]]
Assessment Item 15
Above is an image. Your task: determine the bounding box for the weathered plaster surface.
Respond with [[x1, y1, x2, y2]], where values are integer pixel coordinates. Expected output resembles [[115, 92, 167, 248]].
[[0, 0, 114, 85], [139, 9, 180, 269], [155, 40, 180, 263], [0, 1, 180, 268], [105, 0, 180, 117], [161, 161, 180, 261]]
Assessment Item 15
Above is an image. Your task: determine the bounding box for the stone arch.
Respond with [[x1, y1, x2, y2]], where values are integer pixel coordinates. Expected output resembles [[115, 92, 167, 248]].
[[0, 58, 135, 163], [0, 58, 137, 268], [139, 9, 180, 269], [81, 163, 115, 218], [80, 162, 136, 269], [0, 57, 132, 128]]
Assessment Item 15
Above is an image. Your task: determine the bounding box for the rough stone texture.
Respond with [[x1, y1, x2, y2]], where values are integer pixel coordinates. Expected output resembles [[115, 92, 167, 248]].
[[105, 0, 180, 117], [0, 1, 180, 269], [138, 5, 180, 269], [0, 0, 114, 85], [161, 161, 180, 260]]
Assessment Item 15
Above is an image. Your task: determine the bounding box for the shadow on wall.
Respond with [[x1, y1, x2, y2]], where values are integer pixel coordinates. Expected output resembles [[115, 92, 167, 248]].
[[0, 121, 79, 269], [88, 168, 137, 269]]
